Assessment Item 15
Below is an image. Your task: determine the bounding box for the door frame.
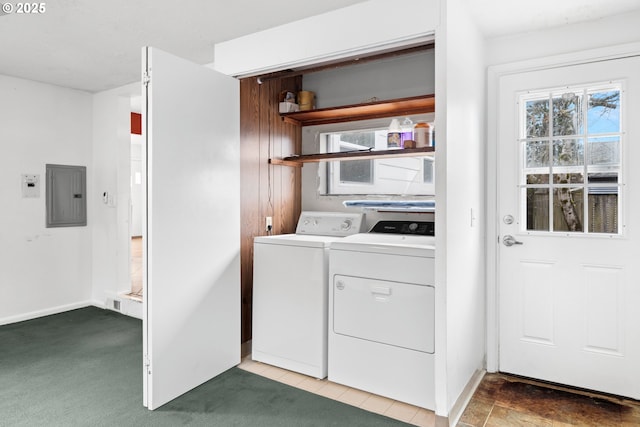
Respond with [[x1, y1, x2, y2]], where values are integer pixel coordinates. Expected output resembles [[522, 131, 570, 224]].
[[486, 41, 640, 373]]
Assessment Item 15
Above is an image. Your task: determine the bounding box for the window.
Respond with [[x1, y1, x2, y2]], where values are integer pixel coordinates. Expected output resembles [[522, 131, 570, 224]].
[[321, 128, 435, 196], [520, 83, 622, 234]]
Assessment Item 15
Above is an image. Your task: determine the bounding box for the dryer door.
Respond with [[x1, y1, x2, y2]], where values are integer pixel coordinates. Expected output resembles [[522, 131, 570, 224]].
[[333, 275, 434, 353]]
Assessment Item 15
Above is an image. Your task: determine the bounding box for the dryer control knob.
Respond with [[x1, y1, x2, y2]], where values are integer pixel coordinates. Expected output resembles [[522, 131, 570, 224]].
[[341, 219, 352, 230]]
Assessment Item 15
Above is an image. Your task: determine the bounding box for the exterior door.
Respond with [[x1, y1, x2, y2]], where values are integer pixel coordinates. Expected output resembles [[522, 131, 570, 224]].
[[142, 47, 240, 410], [498, 55, 640, 399]]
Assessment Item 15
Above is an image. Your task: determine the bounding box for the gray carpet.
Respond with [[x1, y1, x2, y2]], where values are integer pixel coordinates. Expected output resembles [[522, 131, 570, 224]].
[[0, 306, 411, 426]]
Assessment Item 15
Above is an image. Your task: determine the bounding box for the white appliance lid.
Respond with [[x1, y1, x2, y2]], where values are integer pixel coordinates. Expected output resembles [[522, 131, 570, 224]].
[[330, 233, 435, 256], [254, 233, 343, 248]]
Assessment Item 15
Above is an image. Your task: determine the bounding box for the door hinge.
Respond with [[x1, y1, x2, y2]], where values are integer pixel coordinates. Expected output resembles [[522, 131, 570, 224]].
[[143, 71, 151, 87]]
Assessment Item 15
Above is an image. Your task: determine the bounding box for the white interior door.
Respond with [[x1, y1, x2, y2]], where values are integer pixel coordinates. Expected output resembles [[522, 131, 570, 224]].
[[497, 55, 640, 399], [142, 47, 240, 410]]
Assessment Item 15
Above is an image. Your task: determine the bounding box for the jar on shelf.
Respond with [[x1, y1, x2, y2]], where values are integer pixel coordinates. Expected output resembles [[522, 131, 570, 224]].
[[414, 121, 432, 147]]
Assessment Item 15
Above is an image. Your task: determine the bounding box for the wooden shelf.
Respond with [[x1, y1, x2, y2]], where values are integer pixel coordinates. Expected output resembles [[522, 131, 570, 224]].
[[270, 147, 434, 166], [280, 94, 435, 127]]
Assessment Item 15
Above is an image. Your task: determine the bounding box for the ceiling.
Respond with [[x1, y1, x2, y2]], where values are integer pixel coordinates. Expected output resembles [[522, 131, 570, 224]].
[[1, 0, 639, 93]]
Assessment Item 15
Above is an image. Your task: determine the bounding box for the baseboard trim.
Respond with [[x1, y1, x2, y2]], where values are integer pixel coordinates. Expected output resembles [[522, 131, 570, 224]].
[[447, 369, 486, 426], [0, 300, 94, 326], [91, 299, 106, 309]]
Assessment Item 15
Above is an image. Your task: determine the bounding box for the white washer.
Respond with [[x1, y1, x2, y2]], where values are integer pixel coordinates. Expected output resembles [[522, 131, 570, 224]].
[[328, 220, 436, 409], [252, 212, 364, 379]]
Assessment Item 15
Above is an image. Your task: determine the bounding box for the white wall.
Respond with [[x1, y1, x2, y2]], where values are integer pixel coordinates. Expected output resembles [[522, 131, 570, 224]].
[[436, 0, 486, 420], [214, 0, 437, 77], [486, 10, 640, 67], [0, 74, 93, 324], [91, 83, 138, 306], [303, 50, 435, 109]]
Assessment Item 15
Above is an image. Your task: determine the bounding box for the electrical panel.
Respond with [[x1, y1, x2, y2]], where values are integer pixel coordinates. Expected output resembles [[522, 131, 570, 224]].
[[46, 164, 87, 227]]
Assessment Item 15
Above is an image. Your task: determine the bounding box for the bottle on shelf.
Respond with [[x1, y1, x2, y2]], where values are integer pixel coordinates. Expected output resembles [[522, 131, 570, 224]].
[[387, 119, 401, 149]]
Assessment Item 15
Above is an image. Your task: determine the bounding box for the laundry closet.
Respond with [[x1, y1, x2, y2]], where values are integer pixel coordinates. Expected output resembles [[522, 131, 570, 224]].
[[237, 46, 436, 347]]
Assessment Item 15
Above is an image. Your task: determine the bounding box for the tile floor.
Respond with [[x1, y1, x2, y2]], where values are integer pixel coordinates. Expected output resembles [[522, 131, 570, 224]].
[[237, 357, 436, 426], [458, 373, 640, 427], [240, 358, 640, 427]]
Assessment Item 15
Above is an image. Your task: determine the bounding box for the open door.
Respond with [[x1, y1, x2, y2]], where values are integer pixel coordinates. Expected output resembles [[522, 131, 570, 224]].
[[142, 47, 240, 410]]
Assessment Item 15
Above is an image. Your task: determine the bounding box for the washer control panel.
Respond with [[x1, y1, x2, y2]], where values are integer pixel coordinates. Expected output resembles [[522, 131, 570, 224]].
[[369, 220, 435, 236], [296, 212, 365, 236]]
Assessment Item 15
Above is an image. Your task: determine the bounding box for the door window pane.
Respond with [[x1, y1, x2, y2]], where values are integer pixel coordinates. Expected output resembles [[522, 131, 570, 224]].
[[553, 139, 583, 166], [588, 136, 620, 165], [553, 187, 584, 232], [526, 173, 549, 185], [553, 172, 584, 184], [526, 188, 549, 231], [588, 188, 618, 233], [525, 99, 549, 138], [588, 90, 620, 134], [525, 140, 549, 168], [587, 172, 618, 184], [552, 92, 583, 136]]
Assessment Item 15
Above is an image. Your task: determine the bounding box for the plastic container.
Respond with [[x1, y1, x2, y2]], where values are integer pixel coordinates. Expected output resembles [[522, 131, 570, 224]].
[[387, 119, 401, 149], [414, 121, 432, 147]]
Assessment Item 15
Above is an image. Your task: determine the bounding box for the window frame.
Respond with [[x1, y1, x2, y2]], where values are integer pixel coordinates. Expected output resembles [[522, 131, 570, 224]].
[[321, 128, 436, 196]]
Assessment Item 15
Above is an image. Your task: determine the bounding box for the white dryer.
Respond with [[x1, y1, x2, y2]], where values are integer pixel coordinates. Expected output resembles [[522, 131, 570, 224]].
[[328, 220, 436, 409], [252, 211, 364, 379]]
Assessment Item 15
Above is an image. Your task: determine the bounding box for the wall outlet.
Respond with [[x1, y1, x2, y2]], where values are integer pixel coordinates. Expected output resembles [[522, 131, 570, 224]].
[[265, 216, 273, 231]]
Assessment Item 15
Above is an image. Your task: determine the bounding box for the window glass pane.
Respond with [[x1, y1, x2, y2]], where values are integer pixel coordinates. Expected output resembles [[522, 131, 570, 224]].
[[423, 158, 434, 183], [553, 139, 584, 166], [526, 188, 549, 231], [553, 172, 584, 184], [338, 131, 376, 150], [525, 99, 549, 138], [525, 140, 549, 168], [339, 159, 372, 184], [588, 172, 618, 184], [526, 173, 549, 185], [553, 187, 583, 232], [588, 188, 618, 233], [552, 92, 583, 136], [588, 136, 619, 165], [588, 90, 620, 134]]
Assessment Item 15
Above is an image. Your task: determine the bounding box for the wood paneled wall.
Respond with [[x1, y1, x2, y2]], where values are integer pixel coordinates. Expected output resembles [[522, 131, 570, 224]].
[[239, 75, 302, 343]]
